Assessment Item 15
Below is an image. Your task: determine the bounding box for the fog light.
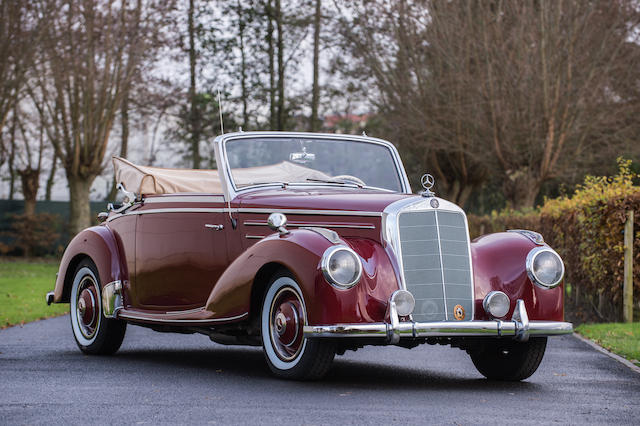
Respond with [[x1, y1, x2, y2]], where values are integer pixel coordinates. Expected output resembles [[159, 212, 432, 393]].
[[483, 291, 510, 318], [391, 290, 415, 316]]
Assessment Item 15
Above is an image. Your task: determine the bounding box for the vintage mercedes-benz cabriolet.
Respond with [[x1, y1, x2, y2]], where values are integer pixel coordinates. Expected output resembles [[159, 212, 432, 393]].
[[47, 131, 572, 380]]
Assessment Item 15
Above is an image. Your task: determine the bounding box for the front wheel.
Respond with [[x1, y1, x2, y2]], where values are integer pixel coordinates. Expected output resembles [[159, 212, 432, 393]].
[[70, 259, 126, 355], [261, 272, 335, 380], [469, 337, 547, 381]]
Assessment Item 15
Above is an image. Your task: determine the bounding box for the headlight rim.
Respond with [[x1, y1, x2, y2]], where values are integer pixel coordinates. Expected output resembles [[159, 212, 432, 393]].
[[526, 246, 565, 289], [321, 245, 363, 290]]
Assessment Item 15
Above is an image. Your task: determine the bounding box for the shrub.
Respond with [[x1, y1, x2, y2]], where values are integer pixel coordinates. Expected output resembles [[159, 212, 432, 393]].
[[3, 213, 62, 257], [469, 158, 640, 323]]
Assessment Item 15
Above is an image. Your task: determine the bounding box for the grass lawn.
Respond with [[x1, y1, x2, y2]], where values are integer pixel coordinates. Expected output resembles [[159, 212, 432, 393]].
[[576, 322, 640, 367], [0, 259, 68, 328]]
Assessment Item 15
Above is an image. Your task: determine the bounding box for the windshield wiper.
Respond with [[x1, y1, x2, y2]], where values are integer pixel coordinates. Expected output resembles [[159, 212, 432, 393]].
[[306, 178, 363, 188]]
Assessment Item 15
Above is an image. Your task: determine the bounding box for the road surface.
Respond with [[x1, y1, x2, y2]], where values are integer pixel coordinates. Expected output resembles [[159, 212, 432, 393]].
[[1, 315, 638, 424]]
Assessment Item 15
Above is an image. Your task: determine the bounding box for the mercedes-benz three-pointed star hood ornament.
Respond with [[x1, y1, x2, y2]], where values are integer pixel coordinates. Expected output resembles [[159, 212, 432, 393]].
[[420, 173, 435, 198]]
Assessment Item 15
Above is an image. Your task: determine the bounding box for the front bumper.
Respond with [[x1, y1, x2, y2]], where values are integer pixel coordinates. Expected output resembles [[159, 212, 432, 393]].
[[303, 299, 573, 344]]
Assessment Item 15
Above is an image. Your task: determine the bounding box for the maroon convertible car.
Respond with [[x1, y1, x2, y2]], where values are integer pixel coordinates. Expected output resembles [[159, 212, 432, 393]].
[[47, 131, 572, 380]]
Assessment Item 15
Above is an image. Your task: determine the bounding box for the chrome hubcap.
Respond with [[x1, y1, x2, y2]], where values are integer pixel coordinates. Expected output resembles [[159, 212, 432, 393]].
[[269, 287, 304, 361], [76, 276, 99, 339]]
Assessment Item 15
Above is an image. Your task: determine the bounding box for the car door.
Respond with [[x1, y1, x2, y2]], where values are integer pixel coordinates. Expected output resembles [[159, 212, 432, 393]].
[[132, 201, 229, 311]]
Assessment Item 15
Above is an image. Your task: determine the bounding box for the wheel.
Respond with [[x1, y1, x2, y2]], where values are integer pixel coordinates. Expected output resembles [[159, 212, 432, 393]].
[[70, 259, 126, 355], [261, 271, 335, 380], [469, 337, 547, 381]]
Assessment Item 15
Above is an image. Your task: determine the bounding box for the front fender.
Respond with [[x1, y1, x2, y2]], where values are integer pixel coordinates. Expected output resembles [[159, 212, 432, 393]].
[[53, 225, 127, 303], [205, 229, 400, 325], [471, 232, 564, 321]]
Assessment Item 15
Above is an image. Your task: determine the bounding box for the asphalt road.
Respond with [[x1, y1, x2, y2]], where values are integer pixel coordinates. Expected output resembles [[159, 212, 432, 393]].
[[1, 316, 638, 425]]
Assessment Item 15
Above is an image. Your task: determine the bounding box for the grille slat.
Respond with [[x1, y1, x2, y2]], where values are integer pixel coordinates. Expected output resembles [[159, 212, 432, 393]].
[[398, 210, 473, 322]]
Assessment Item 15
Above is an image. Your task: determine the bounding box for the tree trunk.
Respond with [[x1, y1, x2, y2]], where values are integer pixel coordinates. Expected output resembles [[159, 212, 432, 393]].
[[309, 0, 321, 132], [188, 0, 200, 168], [8, 111, 17, 200], [107, 92, 129, 201], [19, 167, 40, 217], [68, 177, 93, 234], [275, 0, 284, 130], [266, 0, 276, 130], [238, 0, 248, 129], [45, 154, 57, 201], [503, 169, 541, 210]]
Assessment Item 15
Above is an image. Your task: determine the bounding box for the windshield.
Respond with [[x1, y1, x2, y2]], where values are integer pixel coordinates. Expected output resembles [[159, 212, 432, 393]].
[[224, 137, 404, 192]]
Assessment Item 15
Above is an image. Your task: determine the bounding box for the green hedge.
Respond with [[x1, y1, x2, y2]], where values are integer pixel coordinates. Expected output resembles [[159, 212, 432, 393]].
[[0, 200, 105, 257], [469, 159, 640, 324]]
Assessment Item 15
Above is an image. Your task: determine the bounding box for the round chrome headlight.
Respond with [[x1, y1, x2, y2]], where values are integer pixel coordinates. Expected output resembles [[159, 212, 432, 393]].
[[321, 246, 362, 289], [482, 291, 510, 318], [526, 247, 565, 289]]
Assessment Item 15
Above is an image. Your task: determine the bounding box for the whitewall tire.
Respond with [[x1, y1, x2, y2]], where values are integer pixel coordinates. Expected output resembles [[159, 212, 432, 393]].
[[261, 272, 335, 380], [69, 259, 126, 355]]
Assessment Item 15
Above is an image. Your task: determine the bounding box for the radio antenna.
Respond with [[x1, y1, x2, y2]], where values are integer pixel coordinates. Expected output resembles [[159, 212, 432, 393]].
[[217, 89, 224, 134]]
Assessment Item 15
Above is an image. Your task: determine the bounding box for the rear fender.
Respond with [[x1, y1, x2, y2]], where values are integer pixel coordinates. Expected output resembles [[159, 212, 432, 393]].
[[53, 226, 127, 303]]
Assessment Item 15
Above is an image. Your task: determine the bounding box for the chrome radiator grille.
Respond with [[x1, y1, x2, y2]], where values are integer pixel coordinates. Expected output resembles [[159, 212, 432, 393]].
[[398, 210, 473, 322]]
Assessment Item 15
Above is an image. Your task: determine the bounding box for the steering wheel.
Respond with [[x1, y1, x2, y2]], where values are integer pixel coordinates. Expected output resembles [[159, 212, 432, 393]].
[[333, 175, 366, 187]]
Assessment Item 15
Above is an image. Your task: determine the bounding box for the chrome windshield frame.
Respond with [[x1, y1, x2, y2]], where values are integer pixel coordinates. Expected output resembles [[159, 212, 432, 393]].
[[214, 131, 412, 201]]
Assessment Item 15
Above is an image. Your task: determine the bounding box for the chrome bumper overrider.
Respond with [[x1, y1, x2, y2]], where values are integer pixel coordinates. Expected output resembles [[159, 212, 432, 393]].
[[303, 299, 573, 344]]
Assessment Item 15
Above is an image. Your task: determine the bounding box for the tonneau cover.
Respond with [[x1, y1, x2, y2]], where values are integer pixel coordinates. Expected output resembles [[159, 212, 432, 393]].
[[112, 157, 223, 195], [113, 156, 334, 196]]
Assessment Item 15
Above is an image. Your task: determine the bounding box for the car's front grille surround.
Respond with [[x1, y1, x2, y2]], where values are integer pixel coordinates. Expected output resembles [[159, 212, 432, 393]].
[[397, 209, 473, 322]]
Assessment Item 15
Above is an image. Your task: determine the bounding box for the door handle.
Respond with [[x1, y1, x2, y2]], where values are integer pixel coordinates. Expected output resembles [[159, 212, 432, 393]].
[[205, 224, 224, 231]]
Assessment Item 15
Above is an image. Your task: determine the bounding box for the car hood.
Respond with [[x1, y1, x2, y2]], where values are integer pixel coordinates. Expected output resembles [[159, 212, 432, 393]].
[[235, 187, 417, 213]]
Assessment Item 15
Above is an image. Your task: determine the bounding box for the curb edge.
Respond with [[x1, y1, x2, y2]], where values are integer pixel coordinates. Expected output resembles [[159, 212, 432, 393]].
[[572, 332, 640, 374]]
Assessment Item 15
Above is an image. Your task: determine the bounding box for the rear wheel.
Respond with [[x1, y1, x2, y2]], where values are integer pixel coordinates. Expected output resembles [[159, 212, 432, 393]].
[[70, 259, 126, 355], [469, 337, 547, 381], [261, 272, 335, 380]]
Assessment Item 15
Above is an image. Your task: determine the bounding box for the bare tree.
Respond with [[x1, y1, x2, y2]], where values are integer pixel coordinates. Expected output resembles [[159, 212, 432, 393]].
[[0, 1, 46, 167], [187, 0, 202, 168], [309, 0, 322, 131], [12, 105, 47, 216], [334, 0, 487, 205], [29, 0, 162, 233], [336, 0, 640, 209]]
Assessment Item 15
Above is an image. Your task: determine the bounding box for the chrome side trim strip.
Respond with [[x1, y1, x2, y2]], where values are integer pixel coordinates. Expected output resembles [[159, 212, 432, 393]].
[[119, 311, 249, 323], [108, 207, 382, 223], [165, 307, 206, 315], [245, 235, 265, 239], [144, 195, 225, 204], [107, 208, 226, 221], [238, 208, 382, 217], [243, 220, 376, 229]]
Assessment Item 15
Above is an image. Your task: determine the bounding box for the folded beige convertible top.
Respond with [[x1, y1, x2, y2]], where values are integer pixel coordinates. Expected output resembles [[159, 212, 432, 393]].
[[112, 157, 223, 195], [113, 156, 334, 196]]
